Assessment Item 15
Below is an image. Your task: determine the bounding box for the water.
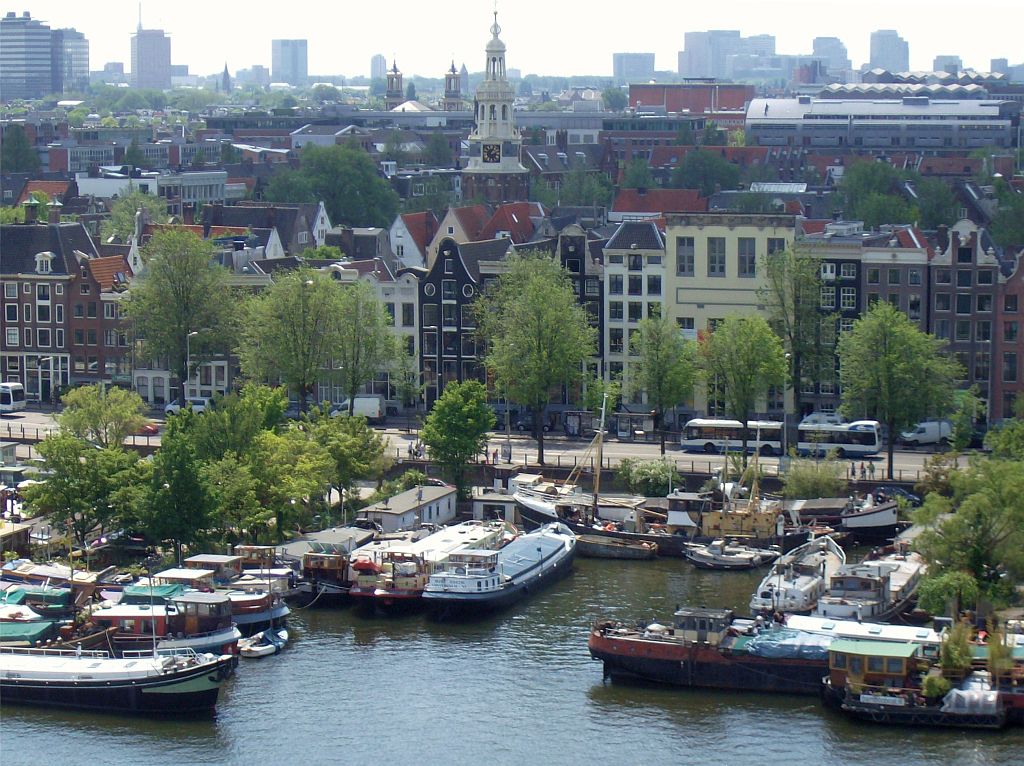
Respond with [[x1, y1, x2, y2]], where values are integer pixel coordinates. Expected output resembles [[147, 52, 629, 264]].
[[2, 558, 1020, 766]]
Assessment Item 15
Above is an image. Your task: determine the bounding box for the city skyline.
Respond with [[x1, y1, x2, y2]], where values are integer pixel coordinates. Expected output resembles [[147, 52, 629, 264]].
[[7, 0, 1022, 81]]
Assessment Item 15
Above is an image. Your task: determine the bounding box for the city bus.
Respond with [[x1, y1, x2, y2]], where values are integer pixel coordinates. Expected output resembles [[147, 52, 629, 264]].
[[681, 418, 784, 455], [0, 382, 26, 414], [797, 420, 882, 457]]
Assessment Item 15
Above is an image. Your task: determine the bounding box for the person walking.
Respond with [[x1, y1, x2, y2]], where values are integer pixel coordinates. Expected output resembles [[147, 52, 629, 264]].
[[850, 461, 856, 480], [868, 461, 875, 480], [859, 462, 867, 480]]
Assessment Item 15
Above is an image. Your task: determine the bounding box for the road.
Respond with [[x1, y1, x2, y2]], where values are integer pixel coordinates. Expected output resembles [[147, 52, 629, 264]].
[[3, 408, 941, 482]]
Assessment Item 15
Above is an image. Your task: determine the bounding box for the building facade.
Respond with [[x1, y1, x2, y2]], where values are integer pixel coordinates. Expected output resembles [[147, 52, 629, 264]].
[[0, 12, 55, 100], [869, 30, 909, 73], [271, 39, 308, 86], [131, 27, 171, 90], [612, 52, 655, 84]]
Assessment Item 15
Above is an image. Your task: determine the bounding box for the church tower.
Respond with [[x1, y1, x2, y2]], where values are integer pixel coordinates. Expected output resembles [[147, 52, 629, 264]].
[[385, 61, 404, 110], [442, 61, 462, 111], [462, 13, 528, 204]]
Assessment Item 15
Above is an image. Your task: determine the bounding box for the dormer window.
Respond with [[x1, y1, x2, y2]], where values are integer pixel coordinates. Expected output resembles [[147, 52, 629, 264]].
[[35, 252, 54, 274]]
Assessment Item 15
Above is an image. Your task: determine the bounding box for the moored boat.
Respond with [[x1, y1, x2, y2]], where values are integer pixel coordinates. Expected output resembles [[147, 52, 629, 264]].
[[749, 535, 847, 615], [814, 546, 926, 622], [238, 627, 289, 658], [685, 539, 781, 571], [0, 645, 234, 716], [576, 534, 657, 560]]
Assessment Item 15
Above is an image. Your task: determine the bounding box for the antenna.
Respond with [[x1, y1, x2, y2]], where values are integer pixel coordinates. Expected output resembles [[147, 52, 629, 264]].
[[138, 2, 142, 31]]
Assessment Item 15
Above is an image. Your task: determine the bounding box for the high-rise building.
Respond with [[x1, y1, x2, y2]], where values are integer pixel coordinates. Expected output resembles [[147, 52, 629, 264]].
[[612, 52, 655, 84], [933, 55, 962, 74], [271, 39, 308, 86], [991, 58, 1009, 75], [0, 12, 54, 100], [678, 30, 774, 79], [370, 53, 386, 81], [869, 30, 909, 72], [51, 28, 89, 94], [131, 26, 171, 90], [813, 37, 851, 76]]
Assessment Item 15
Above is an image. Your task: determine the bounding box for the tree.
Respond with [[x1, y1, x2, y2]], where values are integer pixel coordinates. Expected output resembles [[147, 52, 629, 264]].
[[782, 455, 847, 499], [989, 191, 1024, 248], [190, 148, 206, 168], [422, 131, 453, 167], [249, 428, 333, 539], [630, 309, 697, 454], [701, 121, 726, 146], [58, 384, 148, 448], [617, 458, 680, 496], [602, 86, 627, 112], [622, 159, 656, 190], [674, 124, 696, 146], [841, 160, 900, 216], [185, 388, 277, 462], [477, 251, 596, 465], [529, 177, 559, 208], [125, 229, 235, 405], [238, 268, 346, 413], [420, 381, 495, 499], [759, 247, 835, 419], [100, 187, 170, 242], [123, 137, 146, 169], [699, 314, 786, 464], [838, 301, 961, 478], [304, 408, 387, 513], [22, 435, 138, 548], [916, 178, 958, 230], [333, 279, 403, 414], [201, 454, 270, 545], [984, 407, 1024, 460], [220, 142, 242, 165], [1, 125, 40, 173], [557, 165, 613, 207], [312, 84, 341, 103], [382, 130, 408, 165], [949, 386, 982, 452], [264, 167, 316, 205], [669, 148, 739, 196], [856, 192, 916, 228], [405, 82, 417, 101]]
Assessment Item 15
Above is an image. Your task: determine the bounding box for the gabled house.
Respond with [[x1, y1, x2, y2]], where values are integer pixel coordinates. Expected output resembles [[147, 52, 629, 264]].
[[427, 204, 491, 265], [202, 201, 330, 255], [478, 201, 546, 244], [390, 210, 438, 270]]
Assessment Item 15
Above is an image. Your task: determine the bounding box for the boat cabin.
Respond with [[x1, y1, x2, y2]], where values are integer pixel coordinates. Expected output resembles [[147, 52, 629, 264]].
[[119, 583, 187, 605], [153, 567, 215, 591], [302, 542, 350, 584], [828, 639, 919, 692], [167, 592, 234, 637], [184, 554, 243, 583], [672, 607, 734, 647], [234, 545, 277, 570]]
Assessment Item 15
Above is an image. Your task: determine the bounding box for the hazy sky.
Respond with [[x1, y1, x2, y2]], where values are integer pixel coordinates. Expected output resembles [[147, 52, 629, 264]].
[[17, 0, 1022, 79]]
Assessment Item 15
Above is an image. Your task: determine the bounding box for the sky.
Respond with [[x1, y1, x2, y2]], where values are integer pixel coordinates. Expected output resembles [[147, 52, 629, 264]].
[[15, 0, 1023, 80]]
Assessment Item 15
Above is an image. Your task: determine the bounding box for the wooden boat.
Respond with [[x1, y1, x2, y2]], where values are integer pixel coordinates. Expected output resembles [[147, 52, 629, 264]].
[[685, 539, 781, 571], [576, 534, 657, 560], [0, 645, 234, 716], [239, 627, 289, 658]]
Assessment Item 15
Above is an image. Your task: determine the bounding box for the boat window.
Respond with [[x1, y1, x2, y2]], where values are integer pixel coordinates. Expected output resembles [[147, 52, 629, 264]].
[[886, 658, 903, 673], [832, 653, 846, 669], [867, 656, 884, 673], [849, 657, 863, 675]]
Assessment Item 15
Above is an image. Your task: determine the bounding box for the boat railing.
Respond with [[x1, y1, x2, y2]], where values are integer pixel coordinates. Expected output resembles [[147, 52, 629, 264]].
[[122, 647, 202, 660], [160, 623, 239, 642], [0, 645, 112, 659]]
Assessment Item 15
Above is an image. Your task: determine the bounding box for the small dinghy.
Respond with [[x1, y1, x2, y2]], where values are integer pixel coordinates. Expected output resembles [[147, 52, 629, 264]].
[[239, 627, 289, 658]]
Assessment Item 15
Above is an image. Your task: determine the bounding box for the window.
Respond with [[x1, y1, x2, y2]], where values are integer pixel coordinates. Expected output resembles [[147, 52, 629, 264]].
[[977, 294, 993, 313], [977, 321, 991, 342], [23, 283, 30, 294], [36, 284, 50, 301], [820, 286, 835, 309], [628, 254, 643, 271], [384, 303, 396, 325], [74, 303, 83, 318], [3, 283, 16, 299], [955, 320, 971, 341], [422, 304, 438, 327], [444, 259, 453, 275], [56, 283, 64, 296], [647, 275, 661, 296], [422, 331, 437, 356], [956, 247, 972, 264], [609, 275, 623, 295], [87, 356, 98, 372], [442, 304, 457, 326], [887, 268, 900, 286], [80, 283, 90, 295], [55, 328, 64, 347], [935, 268, 951, 284], [55, 304, 63, 323], [840, 287, 856, 310], [974, 352, 989, 381], [609, 328, 624, 354], [867, 293, 879, 306], [1004, 353, 1018, 383], [628, 302, 643, 322], [402, 303, 415, 327], [104, 303, 117, 319], [956, 294, 972, 315], [908, 269, 921, 286], [866, 268, 880, 285], [956, 270, 971, 288], [37, 328, 50, 347], [738, 238, 756, 278], [23, 328, 30, 346], [1006, 295, 1019, 313], [36, 304, 49, 322], [908, 294, 921, 321], [934, 319, 950, 339], [647, 302, 661, 319], [87, 302, 97, 319], [840, 318, 855, 333], [441, 280, 456, 300], [1005, 322, 1019, 343], [935, 293, 951, 312], [677, 317, 695, 331], [74, 329, 84, 345], [585, 279, 600, 297], [676, 237, 695, 276], [87, 329, 97, 345], [5, 328, 18, 346], [840, 263, 856, 279], [707, 237, 725, 277], [767, 238, 786, 254], [820, 262, 836, 280], [4, 304, 15, 322], [104, 329, 118, 347], [609, 301, 623, 321], [888, 294, 900, 309], [628, 275, 642, 295]]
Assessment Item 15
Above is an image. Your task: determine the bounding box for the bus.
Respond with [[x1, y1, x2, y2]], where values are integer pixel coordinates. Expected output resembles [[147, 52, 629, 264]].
[[797, 420, 881, 457], [681, 418, 784, 456], [0, 382, 26, 414]]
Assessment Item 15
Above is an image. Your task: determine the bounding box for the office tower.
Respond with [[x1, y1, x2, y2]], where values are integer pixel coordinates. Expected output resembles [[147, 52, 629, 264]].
[[678, 31, 773, 79], [51, 28, 89, 94], [131, 26, 171, 90], [271, 39, 308, 86], [869, 30, 909, 72], [813, 37, 851, 74], [990, 58, 1009, 75], [612, 52, 655, 84], [933, 55, 962, 74], [0, 12, 53, 100], [371, 54, 386, 81]]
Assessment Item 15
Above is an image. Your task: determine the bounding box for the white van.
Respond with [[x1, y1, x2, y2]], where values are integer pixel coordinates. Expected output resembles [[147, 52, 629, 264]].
[[899, 420, 952, 447], [800, 411, 845, 426], [165, 396, 214, 416], [330, 395, 384, 424]]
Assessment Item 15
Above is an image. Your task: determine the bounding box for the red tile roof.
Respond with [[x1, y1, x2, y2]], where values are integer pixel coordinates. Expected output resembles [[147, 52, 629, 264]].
[[85, 255, 132, 290], [800, 219, 830, 235], [612, 188, 707, 215], [17, 180, 72, 205], [451, 204, 491, 241], [895, 227, 927, 249], [145, 223, 250, 238], [479, 202, 545, 243], [400, 210, 438, 254]]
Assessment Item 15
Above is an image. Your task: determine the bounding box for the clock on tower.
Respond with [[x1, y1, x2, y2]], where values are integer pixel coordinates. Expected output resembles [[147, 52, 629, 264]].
[[482, 143, 501, 163]]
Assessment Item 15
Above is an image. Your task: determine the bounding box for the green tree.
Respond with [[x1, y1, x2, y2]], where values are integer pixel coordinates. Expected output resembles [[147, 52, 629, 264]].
[[856, 192, 916, 228], [984, 417, 1024, 460], [185, 388, 275, 462], [22, 435, 139, 548], [123, 137, 146, 169], [405, 82, 417, 101], [838, 301, 961, 478], [422, 131, 453, 167], [238, 268, 346, 413], [476, 251, 597, 465], [249, 428, 333, 539], [190, 148, 206, 168], [100, 186, 170, 242], [383, 130, 408, 165], [125, 229, 235, 405], [1, 125, 40, 173], [602, 86, 627, 112], [529, 177, 559, 208], [669, 148, 739, 196], [333, 279, 403, 414], [201, 454, 270, 545], [916, 178, 958, 229], [733, 192, 778, 214], [420, 380, 495, 499], [622, 159, 655, 189], [616, 458, 680, 496], [701, 121, 727, 146], [950, 386, 982, 452], [989, 191, 1024, 248], [699, 314, 787, 464], [58, 384, 147, 448], [558, 165, 613, 207], [841, 161, 900, 215], [759, 247, 835, 419], [312, 84, 341, 102], [782, 454, 847, 499], [220, 142, 242, 165], [630, 309, 697, 454], [304, 409, 387, 513], [264, 167, 316, 205], [674, 124, 696, 146]]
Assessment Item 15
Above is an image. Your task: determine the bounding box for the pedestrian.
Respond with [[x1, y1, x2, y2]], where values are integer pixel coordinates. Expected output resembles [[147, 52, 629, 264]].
[[492, 448, 498, 464], [850, 461, 856, 480], [859, 462, 866, 480], [407, 442, 414, 458], [868, 461, 875, 480]]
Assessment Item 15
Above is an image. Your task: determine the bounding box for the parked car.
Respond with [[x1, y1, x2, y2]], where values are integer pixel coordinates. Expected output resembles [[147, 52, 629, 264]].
[[164, 397, 213, 416], [514, 412, 550, 433], [899, 420, 952, 447], [134, 421, 160, 435], [873, 485, 922, 507]]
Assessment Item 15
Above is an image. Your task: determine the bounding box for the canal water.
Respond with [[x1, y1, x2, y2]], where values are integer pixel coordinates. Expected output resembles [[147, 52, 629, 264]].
[[3, 557, 1021, 765]]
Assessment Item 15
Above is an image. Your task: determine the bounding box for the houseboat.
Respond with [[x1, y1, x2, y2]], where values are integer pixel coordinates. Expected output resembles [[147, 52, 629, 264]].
[[292, 542, 353, 605], [749, 535, 847, 615], [183, 554, 243, 585], [781, 496, 900, 542], [814, 548, 926, 622]]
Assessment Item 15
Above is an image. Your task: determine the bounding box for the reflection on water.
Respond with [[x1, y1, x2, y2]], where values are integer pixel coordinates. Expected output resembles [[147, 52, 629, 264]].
[[3, 557, 1022, 766]]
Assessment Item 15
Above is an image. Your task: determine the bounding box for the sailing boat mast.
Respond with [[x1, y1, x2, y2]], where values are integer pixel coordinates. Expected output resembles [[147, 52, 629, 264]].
[[591, 393, 608, 522]]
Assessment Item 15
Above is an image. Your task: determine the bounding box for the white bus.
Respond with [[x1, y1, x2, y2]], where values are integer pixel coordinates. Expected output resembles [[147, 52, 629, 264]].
[[0, 382, 26, 414], [681, 418, 784, 456], [797, 420, 881, 457]]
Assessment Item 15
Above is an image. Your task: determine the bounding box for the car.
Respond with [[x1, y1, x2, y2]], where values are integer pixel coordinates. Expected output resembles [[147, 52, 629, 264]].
[[134, 421, 159, 436], [514, 413, 550, 433], [164, 396, 213, 416], [873, 485, 922, 507]]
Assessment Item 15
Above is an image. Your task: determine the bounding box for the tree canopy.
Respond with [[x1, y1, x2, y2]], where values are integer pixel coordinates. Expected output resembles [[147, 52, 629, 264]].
[[420, 380, 495, 498], [837, 301, 961, 478], [100, 187, 170, 242], [622, 159, 656, 190], [58, 384, 148, 448], [602, 87, 628, 112], [1, 124, 40, 173], [332, 279, 403, 414], [670, 149, 739, 197]]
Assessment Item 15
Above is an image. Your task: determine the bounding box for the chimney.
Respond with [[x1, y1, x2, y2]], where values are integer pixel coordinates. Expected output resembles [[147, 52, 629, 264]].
[[937, 224, 949, 252], [47, 199, 63, 224], [22, 199, 40, 224], [183, 203, 195, 226]]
